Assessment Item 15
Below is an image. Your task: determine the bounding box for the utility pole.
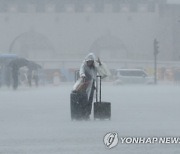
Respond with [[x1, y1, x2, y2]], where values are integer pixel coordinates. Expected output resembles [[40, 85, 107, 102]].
[[153, 38, 159, 84]]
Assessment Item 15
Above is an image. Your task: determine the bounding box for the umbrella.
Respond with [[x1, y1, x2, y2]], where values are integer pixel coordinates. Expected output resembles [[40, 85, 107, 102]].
[[27, 61, 42, 70], [0, 54, 17, 64], [8, 58, 30, 69]]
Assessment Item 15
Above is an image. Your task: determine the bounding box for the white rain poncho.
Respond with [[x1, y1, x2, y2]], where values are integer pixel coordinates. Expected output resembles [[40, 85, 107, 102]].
[[73, 53, 111, 100]]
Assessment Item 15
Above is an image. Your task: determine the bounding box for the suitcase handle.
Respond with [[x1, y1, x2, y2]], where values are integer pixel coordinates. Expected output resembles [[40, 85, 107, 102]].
[[74, 70, 80, 82], [96, 75, 102, 103]]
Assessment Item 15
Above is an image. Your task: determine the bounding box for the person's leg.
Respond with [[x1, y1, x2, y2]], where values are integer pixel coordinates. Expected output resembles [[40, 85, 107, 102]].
[[85, 82, 95, 119], [13, 74, 18, 90]]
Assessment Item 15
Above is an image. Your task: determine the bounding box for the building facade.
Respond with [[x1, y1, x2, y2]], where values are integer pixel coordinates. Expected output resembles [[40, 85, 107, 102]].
[[0, 0, 179, 62]]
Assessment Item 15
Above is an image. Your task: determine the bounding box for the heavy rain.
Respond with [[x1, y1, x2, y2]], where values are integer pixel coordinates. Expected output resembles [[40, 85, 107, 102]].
[[0, 0, 180, 153]]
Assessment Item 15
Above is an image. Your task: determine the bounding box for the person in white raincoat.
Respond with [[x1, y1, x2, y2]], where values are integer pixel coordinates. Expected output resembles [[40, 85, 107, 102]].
[[73, 53, 110, 119]]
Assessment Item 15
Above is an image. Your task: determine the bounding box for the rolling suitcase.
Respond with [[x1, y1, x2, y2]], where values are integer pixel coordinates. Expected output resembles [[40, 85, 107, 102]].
[[71, 69, 91, 120], [70, 91, 88, 120], [94, 76, 111, 120]]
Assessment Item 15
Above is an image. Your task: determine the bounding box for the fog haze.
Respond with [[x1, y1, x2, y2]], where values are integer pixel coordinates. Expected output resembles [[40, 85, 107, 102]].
[[0, 0, 179, 66], [0, 1, 180, 153]]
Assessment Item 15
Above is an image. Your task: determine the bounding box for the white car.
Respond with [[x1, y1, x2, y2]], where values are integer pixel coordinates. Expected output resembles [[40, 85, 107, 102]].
[[114, 69, 154, 85]]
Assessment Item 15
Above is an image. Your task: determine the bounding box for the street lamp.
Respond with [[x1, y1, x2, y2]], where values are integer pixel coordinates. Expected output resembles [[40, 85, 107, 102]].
[[153, 38, 159, 84]]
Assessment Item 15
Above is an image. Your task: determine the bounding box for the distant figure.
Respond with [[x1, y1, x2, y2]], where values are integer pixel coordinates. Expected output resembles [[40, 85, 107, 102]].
[[12, 65, 19, 90], [5, 67, 11, 87], [33, 70, 39, 87], [27, 69, 32, 87]]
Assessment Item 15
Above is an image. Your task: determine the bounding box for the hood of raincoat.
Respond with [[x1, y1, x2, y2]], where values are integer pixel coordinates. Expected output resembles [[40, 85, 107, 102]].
[[84, 53, 96, 62]]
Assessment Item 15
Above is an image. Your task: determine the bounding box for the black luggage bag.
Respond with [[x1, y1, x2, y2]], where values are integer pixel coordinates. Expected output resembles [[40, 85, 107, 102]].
[[71, 70, 92, 120], [94, 76, 111, 120], [70, 91, 88, 120]]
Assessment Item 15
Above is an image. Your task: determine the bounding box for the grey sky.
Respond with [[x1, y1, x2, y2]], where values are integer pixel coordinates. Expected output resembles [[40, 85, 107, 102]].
[[167, 0, 180, 4]]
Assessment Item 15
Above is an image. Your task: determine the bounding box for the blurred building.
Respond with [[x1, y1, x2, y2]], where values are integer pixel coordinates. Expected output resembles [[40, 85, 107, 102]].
[[0, 0, 179, 62]]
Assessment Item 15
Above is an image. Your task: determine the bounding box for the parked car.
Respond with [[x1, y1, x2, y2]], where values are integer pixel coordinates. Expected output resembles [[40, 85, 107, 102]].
[[114, 69, 153, 85]]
